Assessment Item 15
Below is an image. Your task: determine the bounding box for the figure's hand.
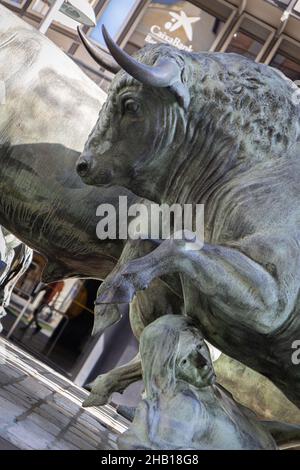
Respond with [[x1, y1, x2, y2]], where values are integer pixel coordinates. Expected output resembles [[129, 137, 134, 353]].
[[82, 374, 114, 407]]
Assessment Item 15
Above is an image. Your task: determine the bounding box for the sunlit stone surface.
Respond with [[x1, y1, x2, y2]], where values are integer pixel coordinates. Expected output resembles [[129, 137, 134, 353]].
[[0, 337, 128, 450]]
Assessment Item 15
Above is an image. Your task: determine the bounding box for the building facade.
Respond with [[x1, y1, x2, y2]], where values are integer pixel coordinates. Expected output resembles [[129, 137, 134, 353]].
[[1, 0, 300, 90]]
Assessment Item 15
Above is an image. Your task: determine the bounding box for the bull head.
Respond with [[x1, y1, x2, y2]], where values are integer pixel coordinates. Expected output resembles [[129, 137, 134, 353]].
[[78, 26, 190, 109], [76, 26, 190, 201]]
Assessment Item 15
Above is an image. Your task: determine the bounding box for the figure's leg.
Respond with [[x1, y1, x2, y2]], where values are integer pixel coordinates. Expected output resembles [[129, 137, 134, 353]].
[[96, 231, 285, 334], [261, 421, 300, 448], [82, 353, 142, 407], [21, 315, 35, 329], [22, 302, 44, 329]]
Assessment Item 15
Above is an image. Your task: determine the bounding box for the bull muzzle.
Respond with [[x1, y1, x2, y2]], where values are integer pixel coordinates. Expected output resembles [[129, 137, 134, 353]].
[[76, 152, 114, 186]]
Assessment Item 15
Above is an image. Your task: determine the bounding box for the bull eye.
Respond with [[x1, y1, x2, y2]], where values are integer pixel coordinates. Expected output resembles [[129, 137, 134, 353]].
[[123, 98, 140, 115]]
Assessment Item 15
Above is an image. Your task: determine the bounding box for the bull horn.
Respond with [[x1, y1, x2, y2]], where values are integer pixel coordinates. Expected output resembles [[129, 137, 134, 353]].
[[102, 25, 180, 88], [77, 27, 120, 74]]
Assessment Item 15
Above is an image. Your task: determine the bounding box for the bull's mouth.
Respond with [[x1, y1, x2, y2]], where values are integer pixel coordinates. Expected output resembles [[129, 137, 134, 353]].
[[80, 169, 114, 187], [76, 152, 114, 187]]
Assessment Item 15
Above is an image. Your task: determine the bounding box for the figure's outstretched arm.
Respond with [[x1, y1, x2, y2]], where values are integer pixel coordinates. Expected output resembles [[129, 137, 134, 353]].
[[83, 353, 142, 407], [261, 420, 300, 448]]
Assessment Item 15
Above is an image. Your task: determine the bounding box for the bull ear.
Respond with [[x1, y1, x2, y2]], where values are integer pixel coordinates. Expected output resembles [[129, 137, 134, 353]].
[[169, 80, 190, 110]]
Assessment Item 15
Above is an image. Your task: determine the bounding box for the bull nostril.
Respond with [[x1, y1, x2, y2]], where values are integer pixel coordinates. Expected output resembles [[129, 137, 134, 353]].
[[76, 159, 90, 177]]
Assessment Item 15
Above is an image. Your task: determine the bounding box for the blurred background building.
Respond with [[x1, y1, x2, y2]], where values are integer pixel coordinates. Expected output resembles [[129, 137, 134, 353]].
[[0, 0, 299, 404], [1, 0, 299, 88]]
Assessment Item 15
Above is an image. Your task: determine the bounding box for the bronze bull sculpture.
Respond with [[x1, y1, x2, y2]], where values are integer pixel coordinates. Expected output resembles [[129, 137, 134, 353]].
[[0, 9, 299, 428], [77, 26, 300, 410]]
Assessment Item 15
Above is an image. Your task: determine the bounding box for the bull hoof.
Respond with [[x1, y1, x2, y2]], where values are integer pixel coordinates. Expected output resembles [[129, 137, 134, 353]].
[[92, 303, 122, 336], [96, 280, 135, 304]]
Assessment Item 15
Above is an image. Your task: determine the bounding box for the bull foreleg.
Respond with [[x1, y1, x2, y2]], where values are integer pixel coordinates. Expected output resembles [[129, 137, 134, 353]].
[[84, 278, 182, 407], [96, 231, 282, 334], [84, 240, 169, 408], [86, 244, 182, 407]]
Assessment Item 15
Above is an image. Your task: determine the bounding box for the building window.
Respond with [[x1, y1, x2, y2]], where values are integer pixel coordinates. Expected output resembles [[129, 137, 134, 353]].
[[89, 0, 141, 47], [264, 0, 291, 9], [124, 0, 233, 55], [268, 37, 300, 82], [221, 15, 274, 62], [29, 0, 50, 15]]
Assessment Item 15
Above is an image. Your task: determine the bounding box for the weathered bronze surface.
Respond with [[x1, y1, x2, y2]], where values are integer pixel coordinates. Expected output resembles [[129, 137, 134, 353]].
[[78, 30, 300, 410]]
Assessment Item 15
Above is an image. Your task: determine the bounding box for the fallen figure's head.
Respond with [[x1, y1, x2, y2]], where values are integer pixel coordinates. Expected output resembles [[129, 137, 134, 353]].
[[118, 314, 300, 450]]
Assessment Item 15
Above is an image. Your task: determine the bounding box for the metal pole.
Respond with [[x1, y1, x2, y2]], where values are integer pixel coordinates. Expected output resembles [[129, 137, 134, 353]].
[[39, 0, 65, 34], [6, 296, 32, 340], [45, 315, 69, 357]]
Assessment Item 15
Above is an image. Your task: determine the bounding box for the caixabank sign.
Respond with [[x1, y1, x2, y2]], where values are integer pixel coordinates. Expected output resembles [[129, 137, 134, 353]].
[[144, 9, 201, 51], [132, 1, 220, 53]]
